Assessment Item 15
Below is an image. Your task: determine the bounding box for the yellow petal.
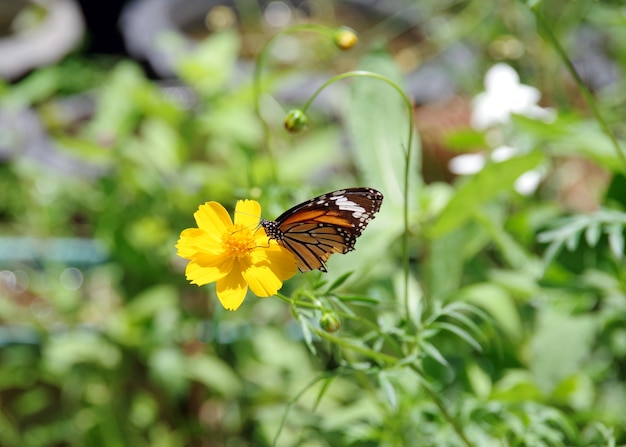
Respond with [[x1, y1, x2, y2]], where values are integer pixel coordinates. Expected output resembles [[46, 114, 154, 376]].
[[176, 228, 222, 260], [243, 264, 283, 297], [244, 245, 297, 297], [251, 244, 298, 281], [234, 199, 261, 230], [176, 229, 202, 259], [185, 255, 234, 286], [194, 202, 233, 233], [216, 267, 248, 311]]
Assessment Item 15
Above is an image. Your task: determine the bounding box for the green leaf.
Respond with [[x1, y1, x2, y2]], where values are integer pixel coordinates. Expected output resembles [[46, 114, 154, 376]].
[[324, 270, 353, 294], [88, 61, 148, 140], [529, 311, 596, 393], [513, 115, 624, 172], [378, 372, 397, 409], [565, 230, 581, 252], [298, 314, 317, 356], [476, 209, 534, 269], [175, 30, 240, 96], [185, 355, 242, 397], [277, 127, 343, 183], [347, 47, 421, 210], [419, 341, 449, 367], [430, 151, 545, 237], [148, 348, 188, 396], [43, 330, 121, 376], [444, 308, 484, 344], [585, 222, 601, 246], [334, 294, 380, 304], [443, 128, 487, 152], [433, 322, 482, 352], [313, 376, 336, 411], [423, 225, 469, 301], [607, 223, 624, 258], [458, 283, 523, 342], [466, 361, 492, 399], [3, 66, 61, 106]]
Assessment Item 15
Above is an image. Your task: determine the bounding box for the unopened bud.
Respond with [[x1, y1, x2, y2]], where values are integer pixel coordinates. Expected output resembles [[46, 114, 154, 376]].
[[334, 27, 358, 50], [320, 312, 341, 333], [284, 109, 308, 133]]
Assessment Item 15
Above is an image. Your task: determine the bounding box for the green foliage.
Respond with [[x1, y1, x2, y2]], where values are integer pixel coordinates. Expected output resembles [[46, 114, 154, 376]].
[[1, 1, 626, 446]]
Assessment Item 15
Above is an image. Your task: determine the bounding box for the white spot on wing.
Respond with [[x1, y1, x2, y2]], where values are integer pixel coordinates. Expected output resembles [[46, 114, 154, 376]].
[[331, 196, 366, 214]]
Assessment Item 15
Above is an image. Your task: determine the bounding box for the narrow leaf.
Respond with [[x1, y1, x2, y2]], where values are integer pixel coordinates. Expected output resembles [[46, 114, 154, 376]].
[[325, 271, 353, 294], [607, 223, 625, 258], [445, 309, 484, 343], [378, 372, 398, 409], [313, 376, 336, 411], [335, 295, 380, 304], [419, 341, 449, 367], [542, 241, 563, 270], [298, 314, 317, 355], [565, 231, 581, 252], [434, 322, 483, 352], [585, 222, 601, 246]]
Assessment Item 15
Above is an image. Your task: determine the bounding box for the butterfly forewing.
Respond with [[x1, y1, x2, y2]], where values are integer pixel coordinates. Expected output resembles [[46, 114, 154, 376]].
[[260, 188, 383, 272]]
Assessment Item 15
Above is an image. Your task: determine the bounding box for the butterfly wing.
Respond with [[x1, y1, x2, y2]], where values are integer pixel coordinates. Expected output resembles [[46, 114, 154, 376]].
[[261, 188, 383, 272]]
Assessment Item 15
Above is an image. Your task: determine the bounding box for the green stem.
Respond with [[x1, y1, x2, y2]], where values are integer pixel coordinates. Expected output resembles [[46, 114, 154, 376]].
[[276, 290, 473, 445], [300, 70, 416, 326], [534, 11, 626, 171], [409, 365, 475, 447], [313, 328, 398, 365]]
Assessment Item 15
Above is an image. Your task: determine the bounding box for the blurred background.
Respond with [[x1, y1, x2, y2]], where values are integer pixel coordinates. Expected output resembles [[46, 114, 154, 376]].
[[1, 0, 626, 446]]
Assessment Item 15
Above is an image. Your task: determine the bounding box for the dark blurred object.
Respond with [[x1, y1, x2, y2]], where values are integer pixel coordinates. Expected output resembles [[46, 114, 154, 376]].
[[0, 0, 84, 80], [75, 0, 129, 54], [572, 26, 621, 92]]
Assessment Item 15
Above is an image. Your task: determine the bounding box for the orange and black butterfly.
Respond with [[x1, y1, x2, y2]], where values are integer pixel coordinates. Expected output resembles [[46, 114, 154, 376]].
[[260, 188, 383, 272]]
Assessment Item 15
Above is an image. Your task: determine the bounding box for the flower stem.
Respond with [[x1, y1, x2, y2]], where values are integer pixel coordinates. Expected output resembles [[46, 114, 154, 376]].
[[299, 70, 416, 326]]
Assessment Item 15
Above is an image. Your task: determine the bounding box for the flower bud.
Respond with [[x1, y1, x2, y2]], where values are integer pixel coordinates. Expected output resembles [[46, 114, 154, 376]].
[[334, 27, 358, 50], [284, 109, 308, 133], [320, 312, 341, 333]]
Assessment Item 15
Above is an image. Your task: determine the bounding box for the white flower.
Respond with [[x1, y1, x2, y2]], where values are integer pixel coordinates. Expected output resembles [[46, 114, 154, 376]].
[[514, 169, 545, 195], [448, 145, 544, 196], [448, 153, 486, 175], [490, 145, 518, 162], [471, 63, 555, 130]]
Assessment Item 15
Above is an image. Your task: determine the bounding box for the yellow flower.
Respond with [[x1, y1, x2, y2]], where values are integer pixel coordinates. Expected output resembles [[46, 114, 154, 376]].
[[176, 200, 297, 311]]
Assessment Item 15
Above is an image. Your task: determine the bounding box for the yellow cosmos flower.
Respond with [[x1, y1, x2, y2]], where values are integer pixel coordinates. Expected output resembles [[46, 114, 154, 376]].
[[176, 200, 297, 311]]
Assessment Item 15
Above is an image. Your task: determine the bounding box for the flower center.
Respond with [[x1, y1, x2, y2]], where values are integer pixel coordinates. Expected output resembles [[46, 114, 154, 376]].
[[222, 225, 256, 258]]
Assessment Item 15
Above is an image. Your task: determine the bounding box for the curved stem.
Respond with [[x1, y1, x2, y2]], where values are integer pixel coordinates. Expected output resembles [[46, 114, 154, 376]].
[[300, 70, 416, 325]]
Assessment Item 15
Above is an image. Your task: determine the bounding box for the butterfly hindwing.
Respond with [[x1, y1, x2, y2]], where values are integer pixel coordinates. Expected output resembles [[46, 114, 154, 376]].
[[260, 188, 383, 272]]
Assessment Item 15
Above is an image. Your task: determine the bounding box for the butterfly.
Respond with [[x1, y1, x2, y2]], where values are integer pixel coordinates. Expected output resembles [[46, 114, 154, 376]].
[[260, 188, 383, 272]]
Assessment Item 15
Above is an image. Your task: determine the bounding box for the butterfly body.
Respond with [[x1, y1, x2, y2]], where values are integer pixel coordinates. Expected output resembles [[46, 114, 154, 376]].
[[260, 188, 383, 272]]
